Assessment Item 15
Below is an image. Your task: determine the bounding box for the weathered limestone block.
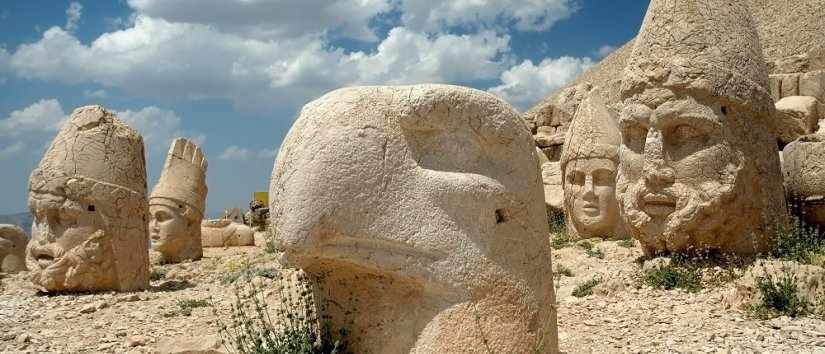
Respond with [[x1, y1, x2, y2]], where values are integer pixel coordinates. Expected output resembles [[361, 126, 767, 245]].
[[560, 90, 628, 240], [726, 260, 825, 311], [776, 96, 821, 136], [26, 105, 150, 292], [270, 85, 558, 353], [616, 0, 788, 256], [149, 138, 208, 263], [799, 70, 825, 102], [780, 74, 800, 98], [526, 83, 593, 163], [201, 219, 254, 247], [0, 224, 27, 273], [536, 147, 564, 212], [783, 134, 825, 228]]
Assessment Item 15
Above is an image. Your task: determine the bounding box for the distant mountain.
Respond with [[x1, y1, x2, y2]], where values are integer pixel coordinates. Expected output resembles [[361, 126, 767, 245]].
[[0, 212, 32, 236]]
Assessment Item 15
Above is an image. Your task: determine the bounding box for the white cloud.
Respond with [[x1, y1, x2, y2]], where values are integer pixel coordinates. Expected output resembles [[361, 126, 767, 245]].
[[65, 2, 83, 33], [0, 99, 66, 136], [0, 141, 25, 160], [83, 89, 108, 98], [218, 145, 277, 160], [116, 106, 204, 152], [399, 0, 577, 33], [127, 0, 392, 42], [489, 56, 593, 111], [7, 19, 512, 113], [595, 44, 616, 58]]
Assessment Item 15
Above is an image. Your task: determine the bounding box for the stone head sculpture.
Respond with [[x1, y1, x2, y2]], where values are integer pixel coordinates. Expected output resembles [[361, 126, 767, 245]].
[[616, 0, 788, 256], [27, 105, 150, 292], [783, 134, 825, 228], [149, 138, 208, 263], [270, 85, 558, 353], [560, 90, 627, 239], [0, 224, 28, 273]]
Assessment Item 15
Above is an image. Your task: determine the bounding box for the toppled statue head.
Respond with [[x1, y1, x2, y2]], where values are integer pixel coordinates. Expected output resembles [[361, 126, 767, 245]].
[[270, 85, 558, 353], [0, 224, 28, 273], [616, 0, 788, 256], [149, 138, 208, 263], [27, 105, 150, 292], [560, 89, 627, 239], [783, 134, 825, 228]]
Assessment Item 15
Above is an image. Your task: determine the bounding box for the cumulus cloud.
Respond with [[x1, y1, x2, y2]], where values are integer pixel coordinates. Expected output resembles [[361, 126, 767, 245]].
[[489, 56, 593, 111], [83, 89, 108, 98], [0, 141, 25, 160], [595, 44, 616, 58], [399, 0, 577, 33], [218, 145, 277, 161], [65, 2, 83, 33], [116, 106, 205, 153], [0, 99, 66, 136], [7, 18, 511, 112], [127, 0, 392, 42]]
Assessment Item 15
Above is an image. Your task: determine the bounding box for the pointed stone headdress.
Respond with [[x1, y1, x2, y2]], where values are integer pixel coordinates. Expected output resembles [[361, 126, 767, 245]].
[[559, 89, 621, 175], [150, 138, 208, 219], [620, 0, 773, 118]]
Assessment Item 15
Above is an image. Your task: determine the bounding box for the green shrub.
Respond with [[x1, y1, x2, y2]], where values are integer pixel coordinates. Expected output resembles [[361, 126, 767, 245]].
[[149, 267, 167, 281], [550, 232, 573, 249], [176, 299, 209, 316], [554, 264, 574, 277], [750, 272, 811, 319], [223, 267, 280, 285], [770, 216, 825, 264], [618, 237, 635, 248], [572, 277, 601, 298], [215, 272, 347, 354], [642, 264, 702, 293], [585, 247, 605, 259]]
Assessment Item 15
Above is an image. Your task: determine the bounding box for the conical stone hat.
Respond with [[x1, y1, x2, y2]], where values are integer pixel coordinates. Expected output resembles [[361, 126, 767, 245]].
[[560, 89, 621, 175], [619, 0, 773, 119], [149, 138, 208, 218]]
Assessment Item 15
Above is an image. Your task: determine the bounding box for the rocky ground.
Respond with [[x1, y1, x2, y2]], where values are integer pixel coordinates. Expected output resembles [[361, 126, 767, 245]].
[[1, 240, 824, 353]]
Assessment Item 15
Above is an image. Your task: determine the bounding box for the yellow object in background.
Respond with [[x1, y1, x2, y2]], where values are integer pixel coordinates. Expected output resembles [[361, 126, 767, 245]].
[[253, 191, 269, 206]]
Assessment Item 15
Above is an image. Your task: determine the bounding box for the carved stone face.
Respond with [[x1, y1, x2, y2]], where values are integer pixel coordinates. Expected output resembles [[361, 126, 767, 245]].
[[616, 93, 748, 252], [149, 204, 189, 254], [27, 190, 116, 290], [564, 158, 618, 235]]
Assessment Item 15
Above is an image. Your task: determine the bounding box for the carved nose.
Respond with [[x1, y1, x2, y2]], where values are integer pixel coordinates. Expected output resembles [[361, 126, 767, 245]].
[[643, 129, 675, 187], [582, 175, 596, 199]]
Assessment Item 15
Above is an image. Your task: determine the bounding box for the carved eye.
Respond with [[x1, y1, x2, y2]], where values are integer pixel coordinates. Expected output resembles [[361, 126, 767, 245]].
[[622, 125, 647, 153], [592, 169, 614, 186], [567, 171, 585, 186], [671, 124, 703, 143]]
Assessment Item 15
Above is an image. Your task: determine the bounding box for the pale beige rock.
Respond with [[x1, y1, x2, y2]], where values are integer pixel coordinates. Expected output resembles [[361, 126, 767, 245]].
[[560, 90, 628, 240], [26, 105, 150, 292], [776, 96, 821, 136], [201, 219, 254, 247], [270, 85, 558, 353], [153, 334, 228, 354], [0, 224, 27, 273], [536, 147, 563, 211], [615, 0, 788, 256], [782, 134, 825, 228], [149, 138, 208, 263], [526, 83, 593, 163], [799, 71, 825, 102]]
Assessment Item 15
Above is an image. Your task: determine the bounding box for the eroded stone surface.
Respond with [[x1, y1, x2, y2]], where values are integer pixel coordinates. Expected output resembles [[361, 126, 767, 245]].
[[782, 134, 825, 228], [560, 90, 628, 240], [149, 138, 208, 264], [270, 85, 558, 353], [26, 105, 150, 292], [536, 147, 564, 212], [201, 219, 255, 247], [615, 0, 787, 256], [0, 224, 27, 273]]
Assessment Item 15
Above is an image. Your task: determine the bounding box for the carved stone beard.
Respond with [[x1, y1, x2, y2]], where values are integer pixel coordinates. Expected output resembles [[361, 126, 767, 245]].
[[616, 153, 747, 255], [27, 230, 117, 292]]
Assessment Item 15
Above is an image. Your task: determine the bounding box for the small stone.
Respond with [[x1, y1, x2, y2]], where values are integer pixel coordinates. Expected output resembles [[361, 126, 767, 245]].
[[80, 304, 97, 314], [127, 335, 147, 347], [15, 333, 31, 344]]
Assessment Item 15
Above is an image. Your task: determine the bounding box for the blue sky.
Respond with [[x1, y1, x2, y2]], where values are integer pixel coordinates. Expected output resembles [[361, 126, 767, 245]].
[[0, 0, 649, 216]]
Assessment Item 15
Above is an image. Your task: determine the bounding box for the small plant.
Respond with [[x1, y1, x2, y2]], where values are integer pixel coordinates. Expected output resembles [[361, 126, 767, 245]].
[[554, 264, 574, 277], [223, 267, 280, 284], [572, 277, 601, 298], [770, 216, 825, 264], [550, 232, 573, 249], [585, 247, 605, 259], [149, 267, 168, 281], [215, 271, 347, 354], [750, 272, 811, 319], [547, 209, 566, 235], [165, 298, 209, 317], [642, 263, 702, 293], [618, 237, 635, 248]]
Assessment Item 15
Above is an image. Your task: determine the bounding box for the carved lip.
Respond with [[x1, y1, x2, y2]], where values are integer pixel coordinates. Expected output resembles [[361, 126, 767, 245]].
[[580, 203, 600, 215], [30, 246, 57, 268], [642, 193, 676, 217]]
